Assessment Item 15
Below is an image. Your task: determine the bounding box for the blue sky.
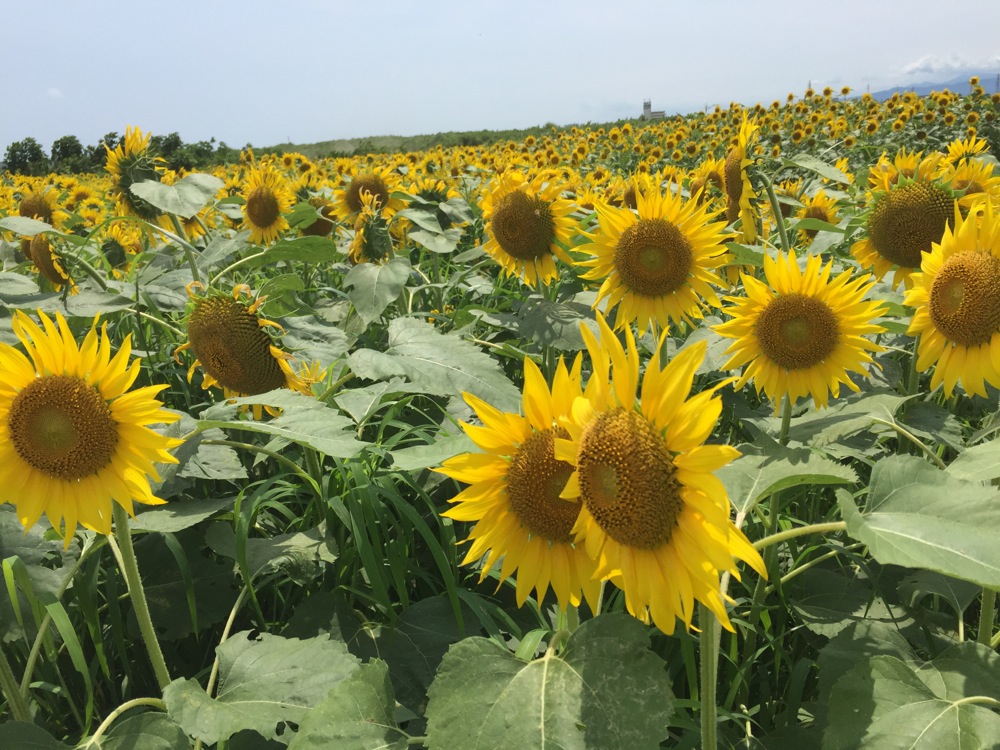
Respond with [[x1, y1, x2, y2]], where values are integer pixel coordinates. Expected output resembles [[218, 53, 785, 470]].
[[3, 0, 1000, 154]]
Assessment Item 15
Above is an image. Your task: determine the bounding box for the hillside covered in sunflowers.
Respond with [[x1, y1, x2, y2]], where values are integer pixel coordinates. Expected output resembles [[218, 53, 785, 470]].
[[2, 80, 1000, 749]]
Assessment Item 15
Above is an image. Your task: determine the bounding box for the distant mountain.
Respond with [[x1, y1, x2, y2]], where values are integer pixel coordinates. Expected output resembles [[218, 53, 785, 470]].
[[868, 70, 1000, 101]]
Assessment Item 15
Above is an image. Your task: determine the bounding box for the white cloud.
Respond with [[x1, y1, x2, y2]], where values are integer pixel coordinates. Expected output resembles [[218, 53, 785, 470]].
[[902, 53, 1000, 77], [45, 87, 64, 99]]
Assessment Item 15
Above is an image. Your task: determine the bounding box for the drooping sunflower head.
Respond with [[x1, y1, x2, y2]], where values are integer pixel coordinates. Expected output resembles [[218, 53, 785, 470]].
[[348, 190, 395, 265], [18, 187, 58, 225], [0, 310, 182, 546], [105, 126, 164, 221], [553, 315, 766, 633], [175, 285, 311, 416], [438, 355, 601, 611], [723, 115, 760, 243], [241, 164, 294, 245], [576, 186, 729, 334], [904, 201, 1000, 397], [715, 250, 888, 409], [28, 235, 73, 292], [480, 170, 578, 287], [688, 156, 727, 208], [851, 177, 957, 289]]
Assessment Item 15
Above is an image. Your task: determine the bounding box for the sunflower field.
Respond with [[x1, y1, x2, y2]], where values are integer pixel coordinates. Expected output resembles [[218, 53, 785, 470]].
[[2, 80, 1000, 749]]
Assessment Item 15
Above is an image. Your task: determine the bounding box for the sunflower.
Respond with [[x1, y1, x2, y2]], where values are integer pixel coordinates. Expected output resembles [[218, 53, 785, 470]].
[[905, 202, 1000, 397], [938, 158, 1000, 212], [241, 164, 294, 245], [724, 115, 760, 243], [796, 190, 840, 246], [348, 190, 394, 265], [576, 186, 728, 334], [0, 310, 181, 547], [18, 187, 58, 225], [105, 126, 164, 221], [480, 171, 578, 286], [174, 285, 312, 418], [715, 251, 887, 409], [866, 149, 942, 192], [553, 315, 766, 633], [333, 168, 405, 221], [28, 235, 74, 292], [851, 177, 957, 290], [437, 356, 600, 610], [944, 135, 989, 165]]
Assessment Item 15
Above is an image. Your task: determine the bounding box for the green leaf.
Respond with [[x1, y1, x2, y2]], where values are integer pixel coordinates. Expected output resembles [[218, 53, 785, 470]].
[[782, 154, 851, 184], [163, 631, 360, 745], [408, 227, 463, 254], [902, 401, 964, 452], [947, 439, 1000, 482], [241, 236, 338, 267], [717, 439, 857, 516], [287, 661, 407, 750], [517, 294, 599, 351], [389, 432, 475, 471], [0, 722, 69, 748], [348, 318, 521, 413], [786, 391, 911, 447], [788, 567, 899, 638], [840, 455, 1000, 588], [724, 242, 766, 267], [397, 207, 444, 233], [897, 570, 980, 615], [344, 257, 411, 327], [205, 523, 337, 578], [130, 174, 224, 219], [279, 315, 351, 370], [823, 645, 1000, 749], [425, 613, 672, 750], [198, 389, 367, 458], [100, 712, 193, 750], [132, 495, 235, 534], [0, 216, 54, 236]]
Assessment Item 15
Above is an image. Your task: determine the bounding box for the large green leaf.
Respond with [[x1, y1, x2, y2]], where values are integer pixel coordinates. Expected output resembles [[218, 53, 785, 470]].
[[241, 236, 338, 266], [425, 614, 672, 750], [0, 215, 54, 236], [788, 567, 903, 638], [839, 456, 1000, 587], [947, 439, 1000, 482], [163, 631, 360, 745], [517, 294, 599, 351], [287, 661, 407, 750], [0, 722, 69, 748], [130, 174, 224, 219], [782, 154, 851, 184], [198, 389, 367, 458], [205, 523, 337, 578], [717, 439, 857, 515], [344, 256, 411, 327], [348, 318, 521, 413], [389, 432, 475, 471], [99, 712, 193, 750], [786, 391, 910, 447], [823, 644, 1000, 749], [132, 495, 235, 533]]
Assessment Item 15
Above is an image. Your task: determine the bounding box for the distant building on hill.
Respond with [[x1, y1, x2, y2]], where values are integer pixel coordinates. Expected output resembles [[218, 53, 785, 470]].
[[641, 99, 665, 120]]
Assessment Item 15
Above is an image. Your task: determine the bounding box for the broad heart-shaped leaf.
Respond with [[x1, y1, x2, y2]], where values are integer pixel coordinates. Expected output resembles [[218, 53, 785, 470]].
[[0, 722, 69, 748], [947, 438, 1000, 482], [130, 173, 224, 218], [897, 570, 981, 616], [425, 614, 672, 750], [785, 390, 911, 447], [349, 317, 521, 413], [823, 644, 1000, 750], [287, 661, 407, 750], [839, 455, 1000, 588], [389, 432, 475, 471], [782, 154, 851, 184], [198, 389, 367, 458], [408, 226, 464, 254], [344, 256, 411, 327], [241, 235, 338, 266], [99, 712, 193, 750], [163, 631, 361, 745], [788, 567, 899, 638], [0, 215, 56, 236], [517, 294, 599, 351], [205, 522, 337, 578], [717, 438, 857, 515]]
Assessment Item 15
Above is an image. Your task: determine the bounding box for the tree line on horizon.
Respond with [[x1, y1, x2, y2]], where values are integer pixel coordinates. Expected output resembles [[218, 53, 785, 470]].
[[1, 133, 245, 176]]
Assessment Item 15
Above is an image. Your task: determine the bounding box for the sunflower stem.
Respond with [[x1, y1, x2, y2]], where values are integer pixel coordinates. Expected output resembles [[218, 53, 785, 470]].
[[698, 602, 720, 750], [778, 394, 792, 446], [81, 697, 166, 748], [978, 587, 996, 647], [146, 219, 202, 285], [868, 417, 947, 469], [905, 336, 921, 396], [69, 255, 110, 291], [753, 521, 847, 551], [0, 643, 31, 722], [761, 174, 791, 254], [111, 503, 172, 691]]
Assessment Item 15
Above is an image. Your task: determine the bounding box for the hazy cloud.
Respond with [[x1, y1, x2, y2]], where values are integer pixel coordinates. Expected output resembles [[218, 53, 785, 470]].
[[902, 53, 1000, 76], [45, 87, 64, 99]]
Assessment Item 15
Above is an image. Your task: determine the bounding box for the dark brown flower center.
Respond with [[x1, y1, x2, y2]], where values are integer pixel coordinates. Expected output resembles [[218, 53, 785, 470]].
[[755, 293, 840, 370], [614, 218, 693, 297], [246, 187, 280, 229], [9, 375, 118, 480], [577, 408, 681, 549], [491, 190, 555, 261], [724, 147, 744, 224], [505, 427, 578, 542], [19, 193, 52, 224], [187, 297, 287, 395], [929, 251, 1000, 346], [868, 182, 954, 268], [346, 175, 390, 214]]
